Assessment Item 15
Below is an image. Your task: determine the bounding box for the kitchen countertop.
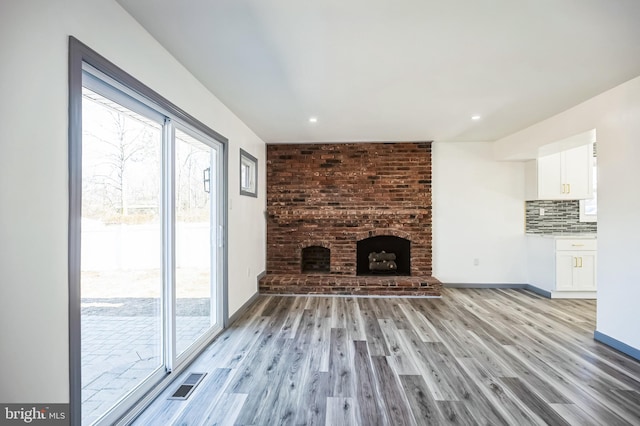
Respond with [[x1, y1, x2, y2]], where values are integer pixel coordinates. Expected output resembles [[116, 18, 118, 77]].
[[526, 233, 597, 239]]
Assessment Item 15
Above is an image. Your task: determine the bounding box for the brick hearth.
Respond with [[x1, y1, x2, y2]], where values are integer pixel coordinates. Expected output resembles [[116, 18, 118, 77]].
[[259, 275, 441, 296], [260, 142, 441, 296]]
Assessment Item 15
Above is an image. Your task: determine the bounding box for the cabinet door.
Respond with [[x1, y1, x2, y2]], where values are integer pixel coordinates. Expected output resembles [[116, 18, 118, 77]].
[[537, 153, 563, 199], [574, 251, 597, 290], [563, 144, 593, 199], [556, 252, 576, 290]]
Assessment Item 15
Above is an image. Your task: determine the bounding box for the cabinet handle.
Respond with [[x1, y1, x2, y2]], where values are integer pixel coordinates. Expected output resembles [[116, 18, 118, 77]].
[[567, 183, 571, 193], [561, 184, 566, 193], [579, 257, 583, 268], [574, 257, 578, 267], [571, 243, 585, 247]]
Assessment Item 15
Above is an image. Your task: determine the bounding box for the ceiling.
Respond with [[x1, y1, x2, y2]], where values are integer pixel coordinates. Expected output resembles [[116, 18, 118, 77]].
[[116, 0, 640, 144]]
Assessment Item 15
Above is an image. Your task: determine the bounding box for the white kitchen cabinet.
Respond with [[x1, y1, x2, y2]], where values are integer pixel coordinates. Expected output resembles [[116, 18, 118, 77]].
[[525, 143, 594, 200], [527, 236, 596, 298], [555, 250, 597, 291]]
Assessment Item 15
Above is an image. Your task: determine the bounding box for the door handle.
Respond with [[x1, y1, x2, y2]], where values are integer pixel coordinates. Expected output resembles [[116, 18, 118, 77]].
[[218, 225, 224, 248]]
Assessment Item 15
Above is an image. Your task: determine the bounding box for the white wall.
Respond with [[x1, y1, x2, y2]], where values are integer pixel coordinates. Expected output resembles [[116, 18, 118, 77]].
[[494, 75, 640, 352], [432, 142, 527, 284], [0, 0, 266, 403], [593, 87, 640, 351]]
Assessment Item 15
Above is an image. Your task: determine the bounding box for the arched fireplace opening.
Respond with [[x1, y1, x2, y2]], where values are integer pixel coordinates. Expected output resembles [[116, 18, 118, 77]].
[[301, 246, 330, 273], [357, 236, 410, 276]]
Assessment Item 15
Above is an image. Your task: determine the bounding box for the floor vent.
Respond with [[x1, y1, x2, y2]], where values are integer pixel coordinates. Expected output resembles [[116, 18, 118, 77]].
[[169, 372, 207, 400]]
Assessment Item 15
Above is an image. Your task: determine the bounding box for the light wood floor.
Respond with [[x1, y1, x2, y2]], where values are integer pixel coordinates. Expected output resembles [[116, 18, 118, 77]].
[[133, 288, 640, 425]]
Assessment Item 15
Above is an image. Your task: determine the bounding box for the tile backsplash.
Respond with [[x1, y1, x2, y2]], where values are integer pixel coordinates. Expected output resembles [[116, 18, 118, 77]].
[[526, 200, 597, 234]]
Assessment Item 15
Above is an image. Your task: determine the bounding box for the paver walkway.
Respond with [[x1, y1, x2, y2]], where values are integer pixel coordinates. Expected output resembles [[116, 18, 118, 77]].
[[81, 298, 211, 424]]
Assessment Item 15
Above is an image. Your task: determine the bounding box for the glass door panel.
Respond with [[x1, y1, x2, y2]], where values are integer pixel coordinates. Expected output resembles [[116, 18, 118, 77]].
[[81, 88, 164, 425], [174, 128, 217, 356]]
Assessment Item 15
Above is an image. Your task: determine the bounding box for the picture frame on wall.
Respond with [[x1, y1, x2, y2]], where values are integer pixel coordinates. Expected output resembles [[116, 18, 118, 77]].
[[240, 148, 258, 197]]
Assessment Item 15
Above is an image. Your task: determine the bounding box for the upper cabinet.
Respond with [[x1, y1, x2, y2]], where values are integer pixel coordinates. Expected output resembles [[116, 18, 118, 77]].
[[525, 143, 594, 200]]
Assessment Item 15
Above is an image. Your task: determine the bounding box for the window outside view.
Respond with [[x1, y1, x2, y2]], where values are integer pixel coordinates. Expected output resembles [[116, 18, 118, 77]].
[[240, 158, 254, 193], [585, 161, 597, 215], [581, 158, 597, 222]]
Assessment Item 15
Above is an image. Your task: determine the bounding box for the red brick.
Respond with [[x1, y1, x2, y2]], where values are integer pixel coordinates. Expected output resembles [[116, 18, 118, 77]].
[[262, 142, 441, 296]]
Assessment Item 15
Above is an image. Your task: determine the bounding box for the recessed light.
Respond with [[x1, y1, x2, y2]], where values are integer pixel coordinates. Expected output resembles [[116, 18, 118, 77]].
[[471, 115, 481, 121], [309, 117, 318, 123]]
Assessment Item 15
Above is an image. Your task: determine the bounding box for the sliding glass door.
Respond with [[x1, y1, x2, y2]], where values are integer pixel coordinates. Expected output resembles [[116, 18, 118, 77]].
[[78, 68, 224, 425]]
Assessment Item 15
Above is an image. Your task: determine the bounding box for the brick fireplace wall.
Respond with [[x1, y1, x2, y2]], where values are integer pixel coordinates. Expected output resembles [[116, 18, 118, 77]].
[[261, 142, 440, 296]]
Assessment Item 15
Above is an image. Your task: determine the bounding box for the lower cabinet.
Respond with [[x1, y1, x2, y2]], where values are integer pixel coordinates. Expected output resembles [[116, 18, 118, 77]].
[[556, 250, 597, 291], [527, 236, 597, 298]]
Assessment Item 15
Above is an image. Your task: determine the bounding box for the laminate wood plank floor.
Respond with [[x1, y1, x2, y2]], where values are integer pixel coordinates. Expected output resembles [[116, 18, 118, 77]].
[[133, 288, 640, 425]]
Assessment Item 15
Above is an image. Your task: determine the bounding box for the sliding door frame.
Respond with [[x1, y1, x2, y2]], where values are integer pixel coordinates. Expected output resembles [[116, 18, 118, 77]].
[[68, 36, 229, 426]]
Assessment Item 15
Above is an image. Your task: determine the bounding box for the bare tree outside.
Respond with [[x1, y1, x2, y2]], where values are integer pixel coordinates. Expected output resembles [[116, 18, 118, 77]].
[[83, 91, 209, 225], [176, 135, 211, 223], [82, 89, 161, 224]]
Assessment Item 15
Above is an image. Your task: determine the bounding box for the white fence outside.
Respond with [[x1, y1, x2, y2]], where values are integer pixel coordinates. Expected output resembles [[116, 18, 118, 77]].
[[82, 220, 211, 271]]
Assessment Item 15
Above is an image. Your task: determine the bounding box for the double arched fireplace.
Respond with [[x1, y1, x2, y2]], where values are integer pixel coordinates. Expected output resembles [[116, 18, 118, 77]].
[[262, 142, 438, 295], [300, 235, 411, 276]]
